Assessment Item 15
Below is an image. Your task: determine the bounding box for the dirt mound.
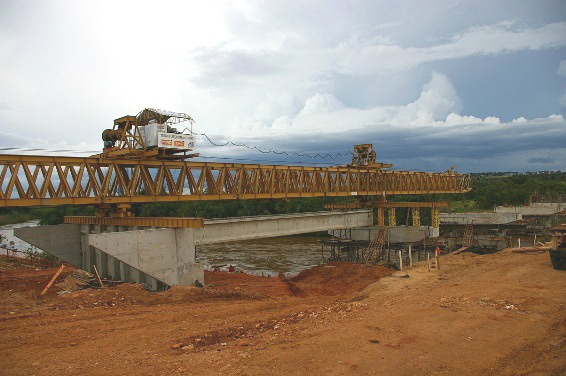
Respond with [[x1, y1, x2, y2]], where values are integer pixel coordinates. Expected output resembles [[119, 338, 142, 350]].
[[161, 285, 261, 302], [0, 265, 75, 295], [51, 283, 262, 310], [205, 270, 293, 297], [288, 262, 394, 297]]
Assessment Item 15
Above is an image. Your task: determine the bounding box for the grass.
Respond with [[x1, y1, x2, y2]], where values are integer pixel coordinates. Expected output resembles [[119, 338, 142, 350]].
[[0, 212, 38, 226]]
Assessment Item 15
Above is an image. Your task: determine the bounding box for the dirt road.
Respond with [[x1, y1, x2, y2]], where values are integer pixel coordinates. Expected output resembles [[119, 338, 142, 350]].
[[0, 250, 565, 375]]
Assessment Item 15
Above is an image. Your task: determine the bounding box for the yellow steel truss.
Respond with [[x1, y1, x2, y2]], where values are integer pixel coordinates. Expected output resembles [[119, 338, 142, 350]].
[[411, 208, 421, 227], [0, 154, 471, 207]]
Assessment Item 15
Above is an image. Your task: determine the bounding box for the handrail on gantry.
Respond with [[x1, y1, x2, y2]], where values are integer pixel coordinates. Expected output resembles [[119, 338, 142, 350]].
[[0, 154, 471, 207]]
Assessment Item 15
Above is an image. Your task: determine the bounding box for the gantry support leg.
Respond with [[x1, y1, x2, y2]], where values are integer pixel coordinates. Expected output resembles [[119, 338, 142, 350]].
[[412, 208, 421, 227], [388, 208, 396, 227], [431, 207, 440, 228]]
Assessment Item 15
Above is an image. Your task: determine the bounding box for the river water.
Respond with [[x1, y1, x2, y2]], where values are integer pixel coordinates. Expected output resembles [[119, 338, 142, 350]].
[[0, 221, 41, 256], [0, 222, 324, 276]]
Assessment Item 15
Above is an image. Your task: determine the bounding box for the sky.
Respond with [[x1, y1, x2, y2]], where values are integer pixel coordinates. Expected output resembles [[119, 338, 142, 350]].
[[0, 0, 565, 172]]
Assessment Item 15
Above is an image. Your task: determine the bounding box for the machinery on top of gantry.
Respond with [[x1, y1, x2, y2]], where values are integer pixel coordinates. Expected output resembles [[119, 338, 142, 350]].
[[99, 109, 390, 168], [100, 108, 198, 160]]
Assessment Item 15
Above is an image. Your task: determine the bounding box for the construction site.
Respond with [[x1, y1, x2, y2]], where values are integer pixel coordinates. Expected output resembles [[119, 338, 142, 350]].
[[1, 108, 565, 375]]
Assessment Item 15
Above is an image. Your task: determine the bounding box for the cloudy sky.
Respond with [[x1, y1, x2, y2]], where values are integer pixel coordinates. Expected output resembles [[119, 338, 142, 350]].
[[1, 0, 565, 172]]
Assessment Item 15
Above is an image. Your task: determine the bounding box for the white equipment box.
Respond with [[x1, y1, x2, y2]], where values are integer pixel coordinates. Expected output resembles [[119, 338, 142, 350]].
[[141, 122, 195, 150]]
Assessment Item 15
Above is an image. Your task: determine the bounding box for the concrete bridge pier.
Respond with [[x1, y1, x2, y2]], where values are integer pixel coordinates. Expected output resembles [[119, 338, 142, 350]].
[[87, 228, 203, 288]]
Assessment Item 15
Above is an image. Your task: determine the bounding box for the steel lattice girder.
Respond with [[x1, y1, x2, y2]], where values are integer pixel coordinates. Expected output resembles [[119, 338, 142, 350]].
[[0, 155, 471, 207]]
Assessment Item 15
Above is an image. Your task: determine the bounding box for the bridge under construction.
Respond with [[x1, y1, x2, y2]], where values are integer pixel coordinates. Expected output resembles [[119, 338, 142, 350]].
[[2, 108, 472, 289]]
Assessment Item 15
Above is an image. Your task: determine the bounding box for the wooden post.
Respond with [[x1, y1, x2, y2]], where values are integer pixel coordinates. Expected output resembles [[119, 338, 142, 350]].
[[423, 236, 427, 261], [534, 234, 537, 246], [39, 265, 65, 296], [93, 264, 105, 288], [408, 245, 413, 268], [434, 252, 438, 270], [436, 252, 440, 270], [399, 250, 403, 271], [518, 238, 521, 248], [427, 252, 431, 272]]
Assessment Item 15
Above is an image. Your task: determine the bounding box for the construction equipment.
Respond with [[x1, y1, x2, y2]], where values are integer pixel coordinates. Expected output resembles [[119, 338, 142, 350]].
[[350, 144, 392, 169], [100, 108, 197, 160], [0, 108, 472, 215]]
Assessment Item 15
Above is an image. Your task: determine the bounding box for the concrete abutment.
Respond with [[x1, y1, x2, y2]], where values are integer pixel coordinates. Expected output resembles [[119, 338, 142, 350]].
[[14, 210, 373, 290]]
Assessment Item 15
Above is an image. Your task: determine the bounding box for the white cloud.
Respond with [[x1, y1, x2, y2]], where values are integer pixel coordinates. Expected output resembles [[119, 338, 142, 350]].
[[332, 22, 566, 75], [558, 60, 566, 77], [192, 21, 566, 85], [560, 89, 566, 108], [227, 72, 469, 135], [1, 1, 564, 172], [188, 19, 566, 137], [216, 72, 565, 172], [298, 93, 344, 116], [511, 117, 527, 123], [395, 71, 461, 124]]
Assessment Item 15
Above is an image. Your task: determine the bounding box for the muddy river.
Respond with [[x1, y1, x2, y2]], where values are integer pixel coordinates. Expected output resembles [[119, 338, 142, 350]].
[[0, 222, 324, 276]]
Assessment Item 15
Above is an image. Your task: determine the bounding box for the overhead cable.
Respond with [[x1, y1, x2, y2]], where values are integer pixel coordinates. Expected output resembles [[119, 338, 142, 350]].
[[190, 131, 352, 160]]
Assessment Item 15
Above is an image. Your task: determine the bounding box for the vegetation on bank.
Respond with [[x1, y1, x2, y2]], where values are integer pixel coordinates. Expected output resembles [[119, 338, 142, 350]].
[[1, 171, 564, 226], [0, 206, 96, 226], [400, 171, 566, 212]]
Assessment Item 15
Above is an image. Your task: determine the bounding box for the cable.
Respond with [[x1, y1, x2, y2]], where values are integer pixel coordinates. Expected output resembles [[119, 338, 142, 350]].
[[1, 133, 353, 164], [183, 130, 353, 160], [0, 147, 100, 153], [0, 147, 344, 165], [194, 155, 338, 165]]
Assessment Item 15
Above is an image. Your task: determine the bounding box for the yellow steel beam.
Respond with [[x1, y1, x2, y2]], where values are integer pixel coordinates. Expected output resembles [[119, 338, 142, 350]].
[[0, 154, 471, 207], [64, 216, 204, 228]]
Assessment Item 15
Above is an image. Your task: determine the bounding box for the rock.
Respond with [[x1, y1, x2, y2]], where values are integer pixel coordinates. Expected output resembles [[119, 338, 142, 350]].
[[172, 343, 182, 349], [369, 338, 380, 344], [181, 344, 194, 350]]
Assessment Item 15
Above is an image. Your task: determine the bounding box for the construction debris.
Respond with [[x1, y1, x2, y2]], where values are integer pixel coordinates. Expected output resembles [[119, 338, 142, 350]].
[[39, 265, 65, 296], [55, 270, 122, 293]]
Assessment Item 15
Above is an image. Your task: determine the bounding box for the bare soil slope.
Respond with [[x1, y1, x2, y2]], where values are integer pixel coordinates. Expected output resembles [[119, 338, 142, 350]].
[[0, 250, 564, 375]]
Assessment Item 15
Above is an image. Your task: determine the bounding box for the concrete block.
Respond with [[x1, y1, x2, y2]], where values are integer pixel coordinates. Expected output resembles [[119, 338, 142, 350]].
[[178, 263, 204, 286], [14, 224, 82, 267]]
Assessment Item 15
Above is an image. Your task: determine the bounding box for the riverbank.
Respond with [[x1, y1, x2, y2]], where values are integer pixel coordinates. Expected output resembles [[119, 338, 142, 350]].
[[1, 249, 565, 375]]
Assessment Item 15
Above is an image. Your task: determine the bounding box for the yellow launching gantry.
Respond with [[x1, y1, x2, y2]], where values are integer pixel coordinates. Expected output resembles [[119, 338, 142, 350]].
[[0, 108, 471, 222]]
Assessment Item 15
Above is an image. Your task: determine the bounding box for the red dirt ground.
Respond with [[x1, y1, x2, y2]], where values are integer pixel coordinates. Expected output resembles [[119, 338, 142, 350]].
[[0, 250, 565, 375]]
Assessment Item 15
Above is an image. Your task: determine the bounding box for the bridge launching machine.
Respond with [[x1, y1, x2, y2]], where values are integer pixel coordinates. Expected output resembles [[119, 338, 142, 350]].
[[0, 108, 471, 223], [2, 108, 472, 288]]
